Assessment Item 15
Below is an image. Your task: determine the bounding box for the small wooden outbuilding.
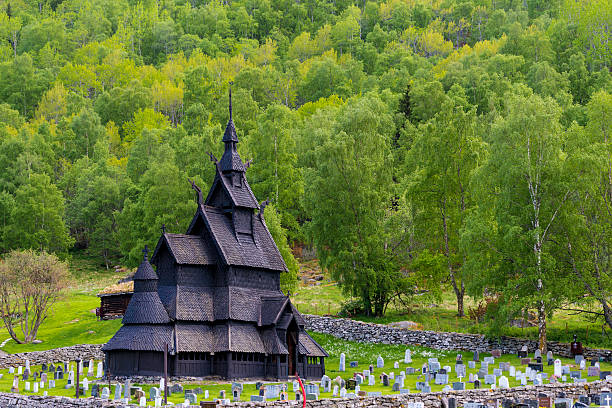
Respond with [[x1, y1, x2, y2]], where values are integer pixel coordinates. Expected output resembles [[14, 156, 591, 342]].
[[96, 281, 133, 320]]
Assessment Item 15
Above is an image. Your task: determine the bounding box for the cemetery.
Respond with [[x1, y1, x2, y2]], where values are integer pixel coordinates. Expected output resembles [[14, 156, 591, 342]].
[[0, 330, 609, 406]]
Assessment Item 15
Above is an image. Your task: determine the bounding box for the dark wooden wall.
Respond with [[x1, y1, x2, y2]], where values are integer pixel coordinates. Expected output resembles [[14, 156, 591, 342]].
[[99, 294, 132, 320]]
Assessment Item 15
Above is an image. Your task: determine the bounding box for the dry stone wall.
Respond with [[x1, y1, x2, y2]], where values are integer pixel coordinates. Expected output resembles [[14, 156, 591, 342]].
[[303, 315, 612, 360], [0, 379, 609, 407], [0, 344, 103, 368]]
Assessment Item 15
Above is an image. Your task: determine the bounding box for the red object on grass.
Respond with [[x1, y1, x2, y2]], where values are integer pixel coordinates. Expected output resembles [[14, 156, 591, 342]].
[[296, 372, 306, 408]]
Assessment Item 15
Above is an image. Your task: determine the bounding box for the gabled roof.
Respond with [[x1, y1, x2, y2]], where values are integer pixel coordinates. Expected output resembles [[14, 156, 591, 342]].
[[204, 164, 258, 209], [260, 296, 290, 326], [187, 205, 287, 272], [298, 330, 329, 357], [151, 233, 216, 266]]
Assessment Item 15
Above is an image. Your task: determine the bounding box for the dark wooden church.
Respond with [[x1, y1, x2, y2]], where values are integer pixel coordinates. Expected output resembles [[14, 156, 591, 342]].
[[103, 92, 327, 379]]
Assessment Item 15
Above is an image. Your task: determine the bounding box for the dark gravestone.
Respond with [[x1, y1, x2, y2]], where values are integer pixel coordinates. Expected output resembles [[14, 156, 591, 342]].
[[49, 364, 55, 372], [538, 396, 552, 408], [448, 397, 457, 408], [555, 400, 571, 408], [473, 351, 479, 362], [349, 361, 358, 368], [255, 382, 263, 390], [91, 384, 100, 398], [524, 399, 538, 408], [347, 379, 356, 390], [600, 371, 611, 380], [473, 380, 480, 389], [590, 395, 600, 406], [570, 335, 583, 357], [577, 396, 589, 405], [529, 363, 543, 372], [521, 358, 531, 365], [41, 364, 47, 372], [382, 375, 389, 387]]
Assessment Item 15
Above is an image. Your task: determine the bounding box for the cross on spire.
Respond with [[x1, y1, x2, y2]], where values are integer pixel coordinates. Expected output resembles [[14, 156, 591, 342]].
[[142, 245, 149, 261], [161, 224, 166, 234]]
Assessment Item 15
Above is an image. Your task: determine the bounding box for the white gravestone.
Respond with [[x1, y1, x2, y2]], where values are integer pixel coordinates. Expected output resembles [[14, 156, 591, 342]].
[[33, 382, 38, 393], [499, 376, 509, 389], [554, 359, 562, 377], [87, 359, 94, 376], [96, 362, 103, 378], [405, 349, 412, 364], [377, 356, 384, 368], [339, 353, 346, 372]]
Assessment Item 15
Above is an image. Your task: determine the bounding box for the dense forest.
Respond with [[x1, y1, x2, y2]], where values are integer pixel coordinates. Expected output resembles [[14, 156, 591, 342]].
[[0, 0, 610, 348]]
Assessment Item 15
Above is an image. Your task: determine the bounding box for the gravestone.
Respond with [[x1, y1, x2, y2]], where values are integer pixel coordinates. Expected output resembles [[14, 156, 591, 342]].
[[456, 364, 466, 378], [339, 353, 345, 372], [588, 366, 600, 377], [473, 351, 480, 361], [469, 361, 476, 369], [392, 383, 400, 392], [494, 369, 503, 377], [485, 374, 496, 385], [87, 359, 94, 377], [139, 396, 146, 407], [350, 361, 358, 368], [96, 362, 103, 378], [377, 356, 384, 368], [474, 379, 480, 389], [435, 373, 449, 385], [250, 395, 265, 402], [534, 349, 542, 359], [91, 384, 99, 398], [539, 395, 552, 408], [405, 349, 412, 364], [521, 358, 531, 365], [123, 379, 131, 399], [332, 385, 338, 396], [368, 375, 375, 386], [554, 398, 572, 408], [422, 383, 431, 393], [114, 384, 122, 400], [406, 367, 415, 375], [382, 374, 389, 386], [150, 387, 160, 400], [509, 366, 516, 377], [575, 355, 585, 365], [101, 387, 109, 399], [553, 359, 562, 377], [570, 371, 581, 379], [499, 376, 510, 389], [491, 350, 502, 358], [453, 382, 465, 391]]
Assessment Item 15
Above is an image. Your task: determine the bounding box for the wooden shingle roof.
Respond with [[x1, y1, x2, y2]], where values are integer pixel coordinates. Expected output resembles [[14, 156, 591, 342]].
[[193, 205, 287, 271], [102, 325, 174, 352], [151, 233, 216, 266], [122, 292, 170, 324]]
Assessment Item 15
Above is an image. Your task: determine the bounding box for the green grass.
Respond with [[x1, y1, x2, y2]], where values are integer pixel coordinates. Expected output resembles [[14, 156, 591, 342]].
[[0, 251, 124, 353], [0, 334, 609, 406], [290, 270, 612, 349]]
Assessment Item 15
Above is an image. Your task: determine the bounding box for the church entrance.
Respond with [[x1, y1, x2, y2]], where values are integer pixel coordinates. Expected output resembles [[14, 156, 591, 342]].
[[287, 330, 296, 376]]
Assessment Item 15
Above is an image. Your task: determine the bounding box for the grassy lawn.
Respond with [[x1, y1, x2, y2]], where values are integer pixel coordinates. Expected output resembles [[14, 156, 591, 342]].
[[291, 270, 612, 349], [0, 333, 609, 406], [1, 251, 610, 353], [0, 251, 124, 353]]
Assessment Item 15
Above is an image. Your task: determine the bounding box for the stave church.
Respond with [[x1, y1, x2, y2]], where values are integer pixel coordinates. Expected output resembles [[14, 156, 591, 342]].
[[103, 91, 327, 379]]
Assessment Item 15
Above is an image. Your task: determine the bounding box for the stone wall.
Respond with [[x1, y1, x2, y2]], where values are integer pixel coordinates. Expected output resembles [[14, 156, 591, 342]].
[[229, 379, 612, 408], [0, 379, 609, 407], [303, 315, 612, 360], [0, 344, 103, 368]]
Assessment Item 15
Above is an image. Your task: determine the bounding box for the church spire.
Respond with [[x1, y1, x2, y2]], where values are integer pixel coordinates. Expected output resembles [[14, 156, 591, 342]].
[[222, 82, 239, 144], [219, 83, 245, 173]]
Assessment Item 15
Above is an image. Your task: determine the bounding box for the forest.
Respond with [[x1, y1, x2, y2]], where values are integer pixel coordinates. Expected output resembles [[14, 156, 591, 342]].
[[0, 0, 610, 349]]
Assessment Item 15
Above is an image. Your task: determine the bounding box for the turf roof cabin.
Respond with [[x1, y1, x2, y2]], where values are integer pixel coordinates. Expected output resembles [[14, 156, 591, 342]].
[[103, 91, 327, 379]]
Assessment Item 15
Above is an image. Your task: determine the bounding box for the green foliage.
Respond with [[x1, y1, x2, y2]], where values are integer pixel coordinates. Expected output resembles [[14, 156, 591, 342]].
[[0, 0, 608, 329]]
